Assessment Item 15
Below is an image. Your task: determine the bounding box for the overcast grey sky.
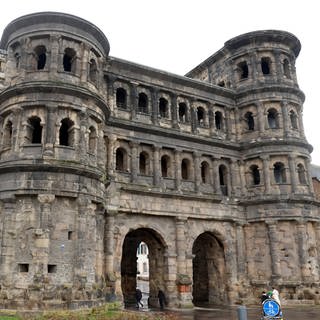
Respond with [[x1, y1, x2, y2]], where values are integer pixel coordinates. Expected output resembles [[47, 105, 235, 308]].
[[1, 0, 319, 163]]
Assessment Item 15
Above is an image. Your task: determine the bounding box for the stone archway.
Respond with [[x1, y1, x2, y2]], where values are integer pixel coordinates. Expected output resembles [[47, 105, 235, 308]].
[[192, 232, 228, 306], [121, 228, 167, 308]]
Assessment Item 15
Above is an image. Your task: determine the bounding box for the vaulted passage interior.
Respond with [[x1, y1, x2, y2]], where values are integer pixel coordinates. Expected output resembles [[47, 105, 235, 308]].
[[121, 228, 167, 307], [192, 232, 228, 306]]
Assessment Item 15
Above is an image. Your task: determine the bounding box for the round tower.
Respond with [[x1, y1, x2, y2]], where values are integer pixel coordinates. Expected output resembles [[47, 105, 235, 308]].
[[0, 12, 110, 309]]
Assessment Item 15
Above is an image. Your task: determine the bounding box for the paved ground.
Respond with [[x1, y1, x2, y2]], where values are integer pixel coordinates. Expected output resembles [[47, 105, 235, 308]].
[[166, 305, 320, 320]]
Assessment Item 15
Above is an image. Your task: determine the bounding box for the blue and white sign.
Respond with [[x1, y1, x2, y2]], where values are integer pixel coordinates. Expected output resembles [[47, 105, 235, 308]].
[[262, 299, 280, 316]]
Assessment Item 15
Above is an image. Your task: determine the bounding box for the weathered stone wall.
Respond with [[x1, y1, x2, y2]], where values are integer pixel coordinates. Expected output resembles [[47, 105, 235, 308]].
[[0, 13, 319, 310]]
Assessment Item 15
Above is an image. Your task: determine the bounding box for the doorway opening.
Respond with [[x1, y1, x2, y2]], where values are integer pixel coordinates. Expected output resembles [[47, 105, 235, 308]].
[[192, 232, 228, 306], [121, 228, 166, 308]]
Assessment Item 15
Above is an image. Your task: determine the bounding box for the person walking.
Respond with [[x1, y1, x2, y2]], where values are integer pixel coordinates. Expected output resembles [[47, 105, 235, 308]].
[[158, 289, 166, 310], [135, 288, 143, 308]]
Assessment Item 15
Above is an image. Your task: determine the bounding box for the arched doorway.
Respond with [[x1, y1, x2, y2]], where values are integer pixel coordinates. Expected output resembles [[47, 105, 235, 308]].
[[121, 228, 167, 308], [192, 232, 228, 306]]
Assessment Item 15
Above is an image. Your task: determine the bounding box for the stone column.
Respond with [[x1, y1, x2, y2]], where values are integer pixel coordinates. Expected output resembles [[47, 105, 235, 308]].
[[288, 154, 298, 193], [0, 198, 16, 286], [174, 149, 181, 191], [274, 50, 283, 82], [80, 43, 90, 82], [37, 194, 55, 229], [193, 152, 200, 193], [106, 74, 115, 113], [50, 35, 59, 74], [256, 102, 265, 134], [225, 109, 232, 140], [175, 217, 187, 276], [315, 222, 320, 276], [297, 108, 306, 139], [236, 223, 246, 279], [130, 83, 137, 120], [262, 155, 271, 194], [151, 88, 159, 125], [170, 93, 178, 129], [281, 101, 290, 137], [43, 105, 56, 156], [296, 220, 309, 281], [130, 142, 139, 183], [238, 160, 246, 196], [306, 158, 315, 194], [12, 107, 22, 153], [266, 221, 282, 282], [106, 135, 116, 178], [153, 145, 161, 187], [79, 110, 89, 164], [223, 232, 238, 304], [74, 197, 90, 276], [213, 158, 222, 195], [230, 159, 241, 197]]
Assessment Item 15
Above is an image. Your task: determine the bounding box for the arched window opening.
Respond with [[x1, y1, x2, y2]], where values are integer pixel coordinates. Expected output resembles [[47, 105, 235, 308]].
[[139, 152, 148, 175], [89, 59, 98, 83], [63, 48, 76, 72], [219, 165, 228, 195], [28, 116, 42, 144], [267, 109, 279, 129], [178, 103, 187, 122], [297, 164, 307, 184], [215, 111, 223, 130], [161, 155, 169, 177], [261, 57, 271, 75], [3, 120, 13, 147], [181, 159, 189, 180], [250, 165, 260, 185], [283, 59, 291, 79], [201, 161, 209, 184], [159, 98, 168, 118], [14, 52, 21, 69], [59, 118, 74, 147], [290, 110, 298, 129], [116, 148, 126, 171], [116, 88, 127, 109], [136, 241, 149, 280], [138, 93, 148, 114], [88, 126, 97, 154], [197, 107, 205, 126], [34, 45, 47, 70], [245, 112, 255, 131], [274, 162, 286, 184], [238, 61, 249, 80]]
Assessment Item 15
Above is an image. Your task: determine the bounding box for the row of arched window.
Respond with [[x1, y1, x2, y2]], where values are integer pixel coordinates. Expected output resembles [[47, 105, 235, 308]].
[[116, 86, 300, 133], [115, 146, 308, 195], [2, 116, 98, 153], [237, 56, 292, 81], [13, 44, 98, 83]]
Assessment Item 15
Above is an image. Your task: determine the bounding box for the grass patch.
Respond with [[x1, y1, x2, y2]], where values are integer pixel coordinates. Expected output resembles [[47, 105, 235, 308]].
[[0, 304, 179, 320]]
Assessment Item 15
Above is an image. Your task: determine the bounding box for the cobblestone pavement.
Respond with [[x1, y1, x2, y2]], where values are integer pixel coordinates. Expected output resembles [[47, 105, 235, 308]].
[[167, 305, 320, 320]]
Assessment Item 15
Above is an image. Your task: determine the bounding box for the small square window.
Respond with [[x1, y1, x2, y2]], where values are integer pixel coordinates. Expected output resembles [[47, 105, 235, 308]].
[[18, 263, 29, 272], [68, 231, 73, 240], [48, 264, 57, 273]]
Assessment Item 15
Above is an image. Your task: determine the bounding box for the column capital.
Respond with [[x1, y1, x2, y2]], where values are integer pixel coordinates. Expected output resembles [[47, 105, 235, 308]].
[[37, 194, 55, 204]]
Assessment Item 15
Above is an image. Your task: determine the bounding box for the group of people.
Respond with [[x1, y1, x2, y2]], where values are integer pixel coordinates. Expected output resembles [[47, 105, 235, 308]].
[[260, 286, 281, 305], [135, 288, 167, 310]]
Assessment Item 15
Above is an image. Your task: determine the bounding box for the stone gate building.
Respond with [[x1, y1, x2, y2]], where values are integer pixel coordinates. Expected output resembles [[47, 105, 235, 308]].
[[0, 12, 319, 310]]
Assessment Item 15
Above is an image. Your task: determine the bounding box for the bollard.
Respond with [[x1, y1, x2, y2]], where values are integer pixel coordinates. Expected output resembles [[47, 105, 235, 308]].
[[237, 305, 248, 320]]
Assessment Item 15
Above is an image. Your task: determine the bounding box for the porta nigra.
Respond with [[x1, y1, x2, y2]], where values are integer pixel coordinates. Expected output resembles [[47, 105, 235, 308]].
[[0, 12, 319, 310]]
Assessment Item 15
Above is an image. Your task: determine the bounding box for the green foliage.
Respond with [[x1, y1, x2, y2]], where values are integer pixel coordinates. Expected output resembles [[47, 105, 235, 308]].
[[2, 304, 179, 320]]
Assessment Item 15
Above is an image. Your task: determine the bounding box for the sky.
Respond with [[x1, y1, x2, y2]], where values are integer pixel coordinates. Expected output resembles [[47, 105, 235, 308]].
[[1, 0, 319, 164]]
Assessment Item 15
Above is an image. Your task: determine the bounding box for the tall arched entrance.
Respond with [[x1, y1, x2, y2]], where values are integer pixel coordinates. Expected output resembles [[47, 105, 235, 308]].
[[192, 232, 228, 306], [121, 228, 167, 308]]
